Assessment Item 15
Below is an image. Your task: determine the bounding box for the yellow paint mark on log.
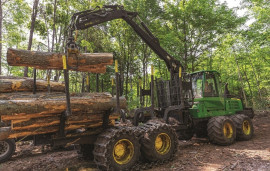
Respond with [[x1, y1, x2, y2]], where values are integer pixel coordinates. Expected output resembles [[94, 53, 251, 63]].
[[11, 80, 22, 91], [115, 60, 118, 73], [111, 119, 115, 126], [62, 55, 67, 69]]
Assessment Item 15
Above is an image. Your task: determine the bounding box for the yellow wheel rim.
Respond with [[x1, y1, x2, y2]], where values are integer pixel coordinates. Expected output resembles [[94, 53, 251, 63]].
[[242, 120, 251, 135], [223, 122, 233, 138], [113, 139, 134, 165], [155, 133, 171, 155]]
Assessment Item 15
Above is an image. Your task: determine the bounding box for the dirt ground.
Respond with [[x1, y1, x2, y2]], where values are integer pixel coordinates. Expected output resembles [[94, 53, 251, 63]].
[[1, 111, 270, 171]]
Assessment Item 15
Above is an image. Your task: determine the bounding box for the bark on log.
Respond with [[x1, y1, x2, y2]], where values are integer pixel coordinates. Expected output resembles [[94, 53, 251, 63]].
[[11, 114, 119, 131], [0, 92, 126, 118], [0, 76, 65, 93], [7, 48, 113, 73], [8, 120, 115, 139]]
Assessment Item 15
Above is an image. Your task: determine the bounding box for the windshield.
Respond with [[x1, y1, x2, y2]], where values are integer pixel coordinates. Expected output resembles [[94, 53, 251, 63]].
[[191, 73, 203, 98]]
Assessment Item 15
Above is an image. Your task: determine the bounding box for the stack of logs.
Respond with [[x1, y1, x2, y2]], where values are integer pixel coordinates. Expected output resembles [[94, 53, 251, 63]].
[[0, 49, 125, 139]]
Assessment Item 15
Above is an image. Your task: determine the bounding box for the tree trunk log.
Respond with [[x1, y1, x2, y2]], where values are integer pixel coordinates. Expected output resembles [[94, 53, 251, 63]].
[[0, 76, 65, 93], [7, 48, 113, 73], [11, 114, 118, 131], [8, 120, 115, 139], [0, 92, 126, 139], [0, 92, 126, 118]]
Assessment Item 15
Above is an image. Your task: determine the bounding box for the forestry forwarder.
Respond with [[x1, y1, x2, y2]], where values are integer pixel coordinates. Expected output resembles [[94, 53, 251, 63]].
[[66, 3, 255, 165], [0, 4, 255, 171], [66, 5, 254, 142]]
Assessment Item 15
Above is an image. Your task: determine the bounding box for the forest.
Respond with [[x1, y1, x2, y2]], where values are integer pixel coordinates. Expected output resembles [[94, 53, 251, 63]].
[[0, 0, 269, 110]]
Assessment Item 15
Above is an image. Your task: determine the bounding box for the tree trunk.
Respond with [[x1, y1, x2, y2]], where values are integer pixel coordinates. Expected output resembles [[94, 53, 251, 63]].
[[24, 0, 39, 77], [101, 79, 104, 92], [81, 73, 85, 93], [0, 76, 65, 93], [247, 55, 263, 103], [0, 0, 2, 75], [7, 48, 113, 73], [243, 69, 254, 107], [182, 0, 188, 70], [51, 0, 57, 83], [125, 59, 129, 99], [8, 119, 116, 139], [234, 55, 248, 107], [87, 73, 90, 92], [119, 64, 124, 96], [0, 92, 127, 117], [96, 74, 99, 92], [51, 0, 57, 52], [40, 4, 50, 51]]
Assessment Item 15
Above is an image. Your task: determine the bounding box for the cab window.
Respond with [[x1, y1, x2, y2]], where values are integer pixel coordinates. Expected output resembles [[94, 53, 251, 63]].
[[191, 73, 203, 98], [204, 72, 218, 97]]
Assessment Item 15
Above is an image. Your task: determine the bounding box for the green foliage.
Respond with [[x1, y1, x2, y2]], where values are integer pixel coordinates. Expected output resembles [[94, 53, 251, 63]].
[[127, 89, 140, 110], [1, 0, 269, 110], [33, 19, 47, 38]]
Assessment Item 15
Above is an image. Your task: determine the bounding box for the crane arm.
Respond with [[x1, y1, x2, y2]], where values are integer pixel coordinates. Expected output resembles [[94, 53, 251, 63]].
[[68, 5, 182, 74]]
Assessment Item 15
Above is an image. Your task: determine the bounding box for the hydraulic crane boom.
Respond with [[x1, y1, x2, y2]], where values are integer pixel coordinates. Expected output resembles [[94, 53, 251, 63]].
[[64, 5, 187, 124], [68, 5, 182, 75]]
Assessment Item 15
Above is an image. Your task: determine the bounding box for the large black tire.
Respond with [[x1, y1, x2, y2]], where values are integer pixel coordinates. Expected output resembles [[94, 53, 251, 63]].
[[207, 116, 236, 146], [177, 129, 194, 140], [93, 127, 140, 171], [231, 114, 254, 141], [0, 139, 15, 163], [141, 121, 178, 162], [78, 144, 94, 160]]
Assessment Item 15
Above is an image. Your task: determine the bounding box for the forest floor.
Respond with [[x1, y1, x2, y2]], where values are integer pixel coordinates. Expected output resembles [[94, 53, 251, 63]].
[[1, 111, 270, 171]]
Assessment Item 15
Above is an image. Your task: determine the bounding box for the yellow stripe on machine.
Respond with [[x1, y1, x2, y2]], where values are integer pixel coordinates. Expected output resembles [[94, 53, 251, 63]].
[[115, 60, 118, 73], [62, 55, 67, 69], [179, 67, 182, 78]]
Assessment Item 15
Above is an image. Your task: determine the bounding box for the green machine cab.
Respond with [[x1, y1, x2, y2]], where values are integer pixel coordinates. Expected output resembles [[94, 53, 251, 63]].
[[152, 70, 254, 145], [189, 70, 244, 118]]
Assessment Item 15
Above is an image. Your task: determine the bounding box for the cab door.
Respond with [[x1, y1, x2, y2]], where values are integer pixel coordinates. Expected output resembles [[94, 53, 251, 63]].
[[202, 72, 225, 116]]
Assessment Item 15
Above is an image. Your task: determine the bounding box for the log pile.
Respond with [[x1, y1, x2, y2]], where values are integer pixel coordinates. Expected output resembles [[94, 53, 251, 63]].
[[0, 92, 125, 139], [1, 48, 121, 139], [0, 76, 65, 93], [7, 48, 113, 73]]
